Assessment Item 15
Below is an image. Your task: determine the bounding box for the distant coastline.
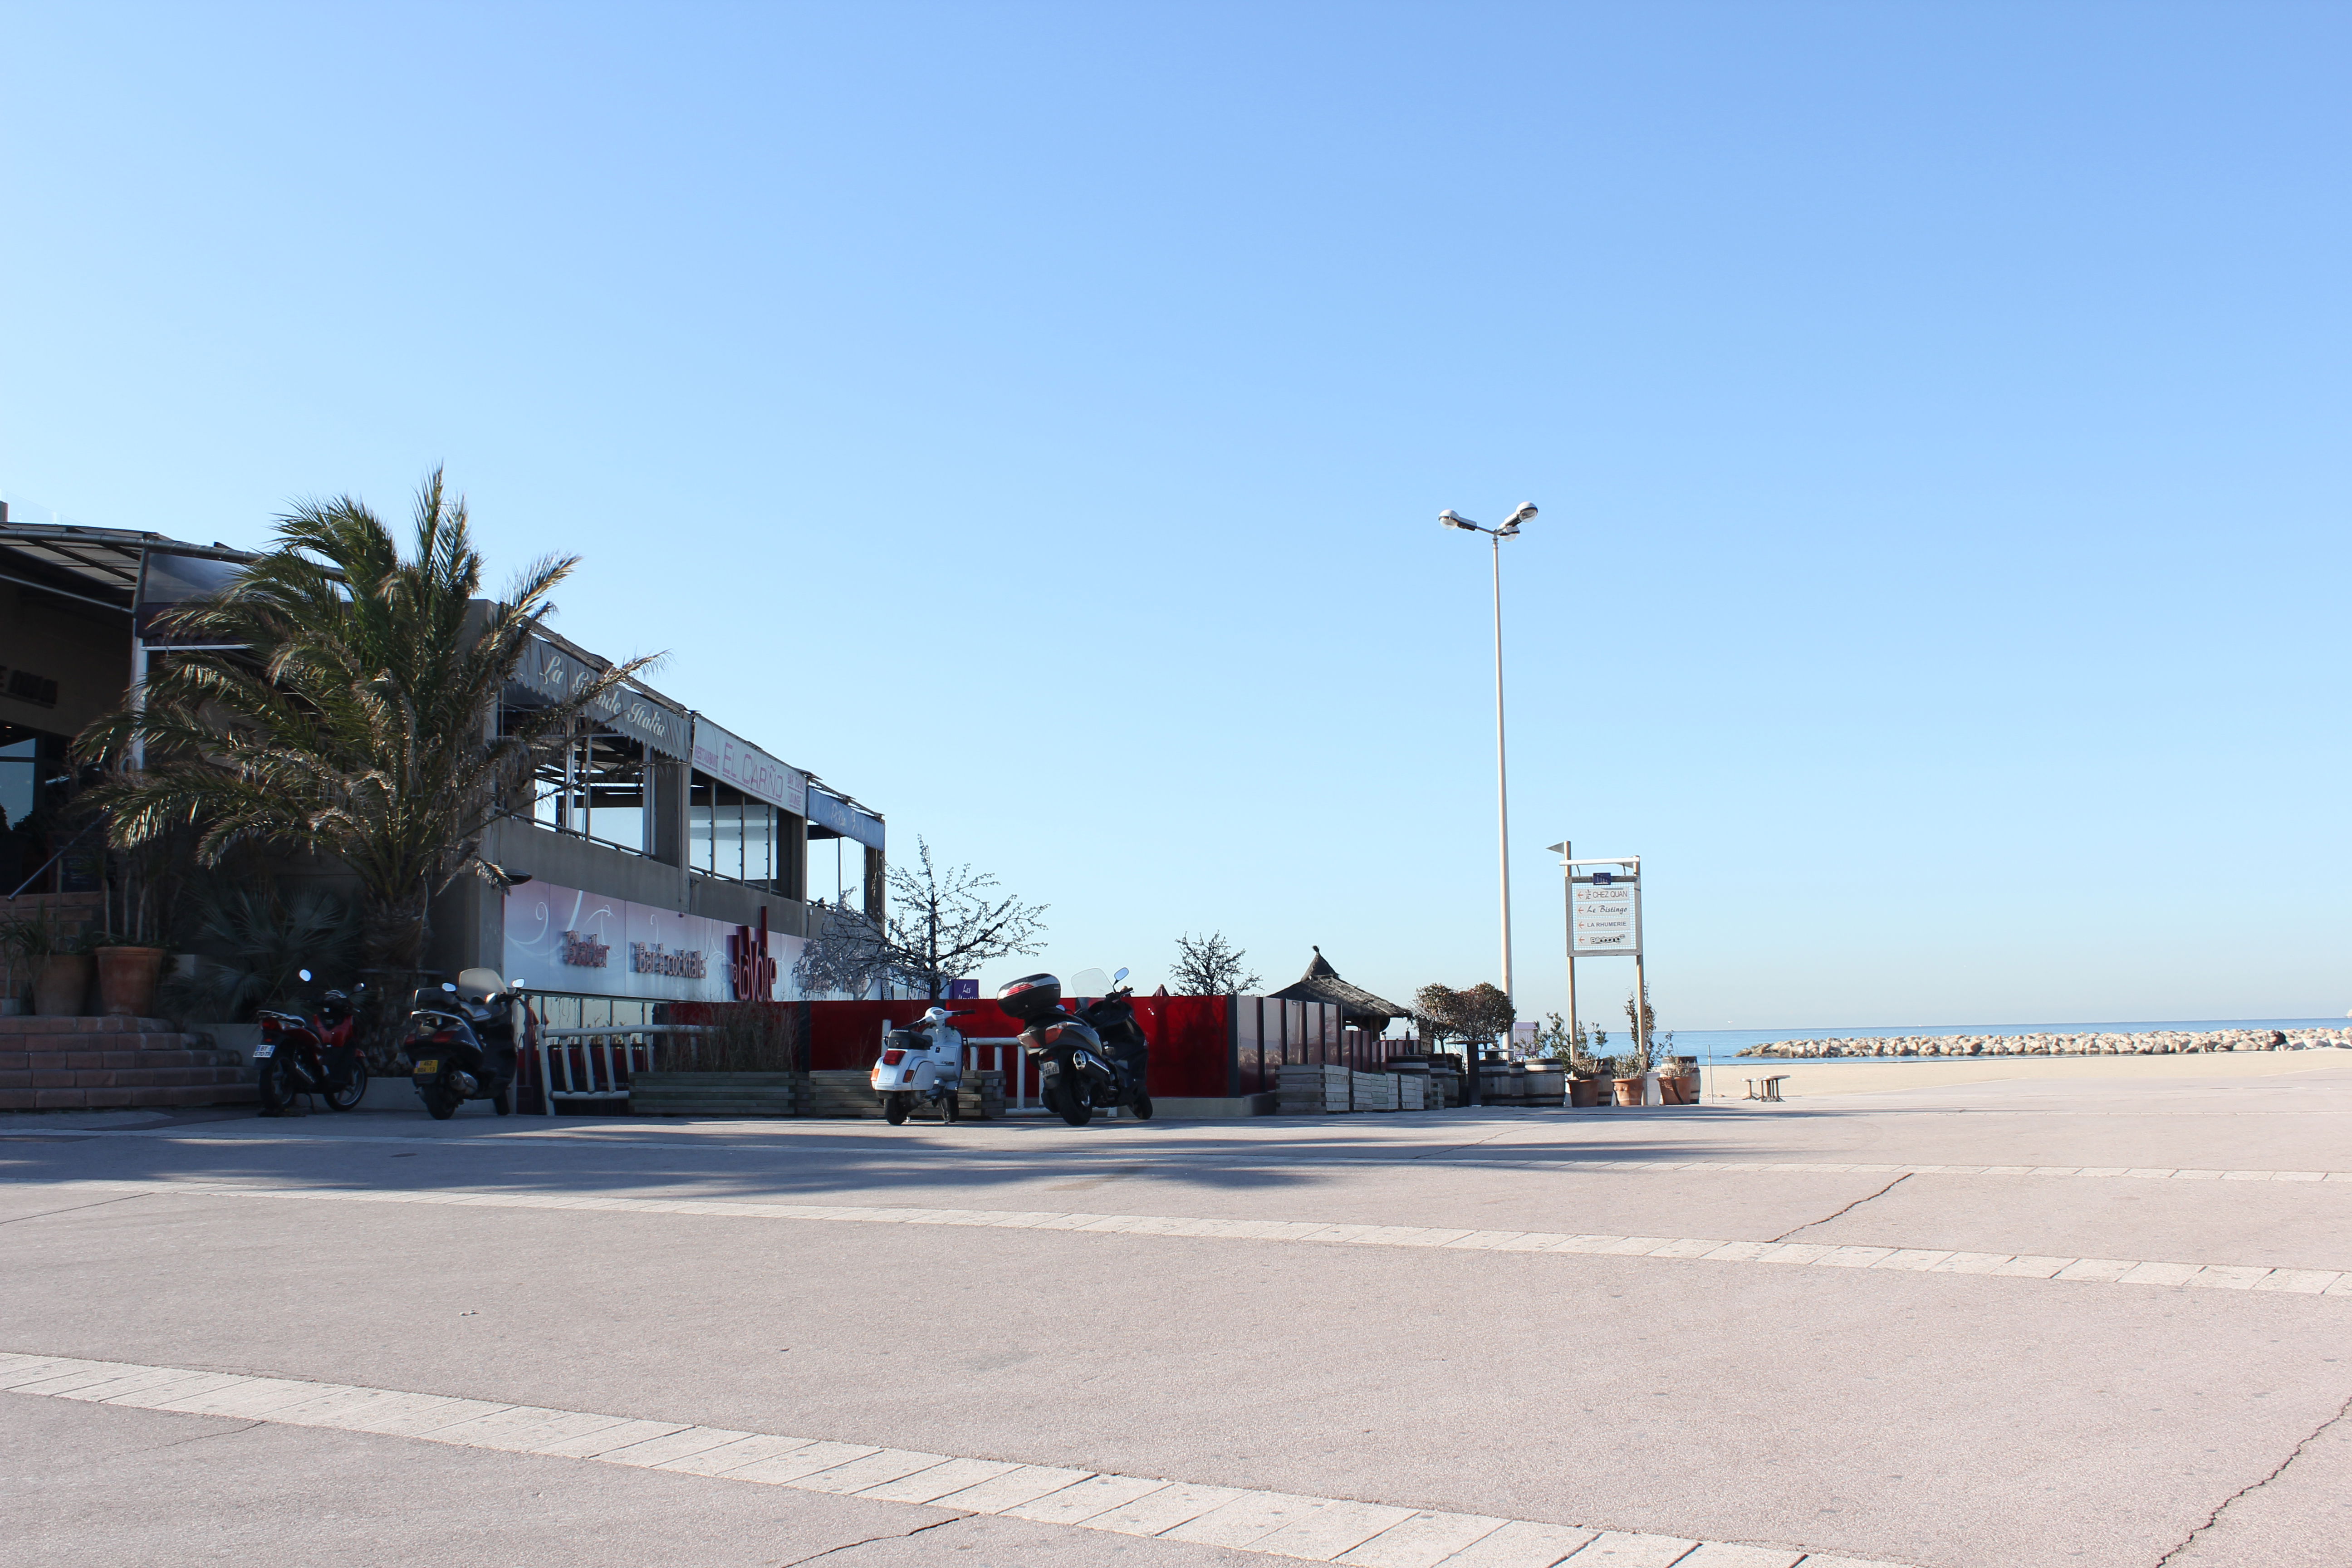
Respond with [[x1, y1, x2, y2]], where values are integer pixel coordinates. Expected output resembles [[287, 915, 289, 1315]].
[[1672, 1017, 2352, 1063], [1723, 1022, 2348, 1060]]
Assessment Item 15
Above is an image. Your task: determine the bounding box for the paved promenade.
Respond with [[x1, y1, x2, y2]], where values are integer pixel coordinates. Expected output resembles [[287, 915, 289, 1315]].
[[5, 1059, 2349, 1567]]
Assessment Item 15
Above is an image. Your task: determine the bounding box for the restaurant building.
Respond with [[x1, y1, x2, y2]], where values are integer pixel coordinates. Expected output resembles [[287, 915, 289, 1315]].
[[0, 511, 884, 1029]]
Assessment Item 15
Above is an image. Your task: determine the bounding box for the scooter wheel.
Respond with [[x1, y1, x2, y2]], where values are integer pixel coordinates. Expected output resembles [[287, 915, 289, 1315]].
[[940, 1091, 960, 1124], [255, 1056, 296, 1115], [491, 1088, 512, 1116], [1130, 1093, 1153, 1122], [424, 1088, 460, 1121], [883, 1093, 911, 1126], [1059, 1083, 1094, 1127], [323, 1059, 369, 1112]]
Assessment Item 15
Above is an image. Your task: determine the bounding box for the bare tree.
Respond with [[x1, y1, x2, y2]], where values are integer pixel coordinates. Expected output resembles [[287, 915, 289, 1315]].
[[792, 899, 891, 999], [792, 838, 1047, 1001], [1169, 931, 1259, 995]]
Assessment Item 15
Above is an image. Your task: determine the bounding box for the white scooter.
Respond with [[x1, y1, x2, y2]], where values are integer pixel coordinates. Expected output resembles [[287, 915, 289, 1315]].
[[872, 1007, 968, 1125]]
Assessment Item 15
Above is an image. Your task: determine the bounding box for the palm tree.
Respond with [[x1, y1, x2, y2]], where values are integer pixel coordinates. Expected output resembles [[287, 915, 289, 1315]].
[[77, 470, 651, 1046]]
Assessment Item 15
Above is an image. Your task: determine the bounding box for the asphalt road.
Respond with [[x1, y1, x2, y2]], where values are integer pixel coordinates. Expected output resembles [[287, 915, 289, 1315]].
[[4, 1060, 2349, 1568]]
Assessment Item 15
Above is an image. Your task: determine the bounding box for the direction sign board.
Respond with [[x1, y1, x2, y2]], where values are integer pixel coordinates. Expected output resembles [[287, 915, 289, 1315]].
[[1572, 877, 1640, 957]]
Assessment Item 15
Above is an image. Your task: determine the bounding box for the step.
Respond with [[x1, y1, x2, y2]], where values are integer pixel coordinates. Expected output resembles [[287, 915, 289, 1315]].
[[0, 1016, 177, 1035], [0, 1083, 258, 1110], [2, 1048, 236, 1073], [7, 1065, 250, 1090]]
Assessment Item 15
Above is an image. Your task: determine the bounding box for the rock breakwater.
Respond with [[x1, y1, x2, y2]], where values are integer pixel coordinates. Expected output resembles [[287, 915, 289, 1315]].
[[1736, 1027, 2351, 1059]]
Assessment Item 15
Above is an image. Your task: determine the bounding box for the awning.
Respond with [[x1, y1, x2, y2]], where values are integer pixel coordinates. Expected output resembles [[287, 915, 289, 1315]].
[[806, 787, 885, 851], [691, 716, 808, 815], [510, 634, 688, 760]]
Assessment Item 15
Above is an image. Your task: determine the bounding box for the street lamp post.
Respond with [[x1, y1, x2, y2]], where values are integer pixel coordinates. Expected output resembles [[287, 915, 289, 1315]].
[[1440, 502, 1536, 1106]]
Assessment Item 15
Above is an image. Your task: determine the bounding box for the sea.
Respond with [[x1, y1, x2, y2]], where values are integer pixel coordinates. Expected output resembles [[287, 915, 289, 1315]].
[[1660, 1018, 2352, 1066]]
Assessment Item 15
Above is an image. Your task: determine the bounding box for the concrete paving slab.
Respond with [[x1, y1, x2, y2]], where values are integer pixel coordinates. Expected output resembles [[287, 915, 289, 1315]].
[[1162, 1490, 1340, 1548], [0, 1391, 1283, 1568], [645, 1431, 813, 1475], [1332, 1510, 1508, 1567], [1006, 1471, 1169, 1524], [858, 1455, 1022, 1503], [594, 1425, 756, 1466], [716, 1436, 879, 1482], [795, 1446, 958, 1493], [930, 1462, 1098, 1513], [1427, 1519, 1597, 1567], [1087, 1480, 1254, 1536], [1247, 1498, 1419, 1558], [1561, 1532, 1698, 1565]]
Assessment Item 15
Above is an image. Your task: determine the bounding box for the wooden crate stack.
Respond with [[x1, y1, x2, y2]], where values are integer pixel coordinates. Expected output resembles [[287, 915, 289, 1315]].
[[1278, 1063, 1352, 1114], [629, 1071, 798, 1117]]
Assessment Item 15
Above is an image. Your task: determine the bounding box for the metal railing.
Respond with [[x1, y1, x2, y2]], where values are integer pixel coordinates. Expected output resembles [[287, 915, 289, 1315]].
[[533, 1024, 720, 1116], [533, 1027, 1044, 1118]]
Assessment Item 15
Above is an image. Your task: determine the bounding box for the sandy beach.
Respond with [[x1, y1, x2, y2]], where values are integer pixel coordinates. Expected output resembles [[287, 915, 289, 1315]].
[[1701, 1044, 2352, 1099]]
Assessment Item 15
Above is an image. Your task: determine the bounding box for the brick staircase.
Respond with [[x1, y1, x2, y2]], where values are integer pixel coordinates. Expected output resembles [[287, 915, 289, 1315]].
[[0, 1016, 256, 1111]]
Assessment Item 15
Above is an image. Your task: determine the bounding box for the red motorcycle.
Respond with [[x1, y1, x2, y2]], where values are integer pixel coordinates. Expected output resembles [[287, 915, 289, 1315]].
[[254, 974, 369, 1114]]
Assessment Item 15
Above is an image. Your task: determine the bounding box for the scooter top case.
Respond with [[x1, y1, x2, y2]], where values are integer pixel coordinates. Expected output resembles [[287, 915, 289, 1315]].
[[996, 974, 1063, 1024]]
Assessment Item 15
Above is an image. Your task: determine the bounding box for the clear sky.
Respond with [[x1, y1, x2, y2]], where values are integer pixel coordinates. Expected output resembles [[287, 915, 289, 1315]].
[[5, 3, 2346, 1030]]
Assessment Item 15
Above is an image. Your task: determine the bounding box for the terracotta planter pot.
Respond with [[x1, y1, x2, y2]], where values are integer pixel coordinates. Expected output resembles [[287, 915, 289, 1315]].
[[94, 946, 167, 1019], [33, 953, 94, 1017], [1676, 1072, 1701, 1103], [1611, 1076, 1646, 1106], [1569, 1077, 1604, 1107]]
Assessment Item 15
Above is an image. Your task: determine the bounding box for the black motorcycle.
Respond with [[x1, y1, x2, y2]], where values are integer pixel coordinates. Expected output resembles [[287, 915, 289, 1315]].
[[253, 970, 368, 1115], [997, 968, 1152, 1125], [403, 967, 522, 1119]]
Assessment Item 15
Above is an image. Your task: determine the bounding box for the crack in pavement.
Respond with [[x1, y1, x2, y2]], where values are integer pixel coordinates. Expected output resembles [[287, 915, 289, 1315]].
[[774, 1512, 965, 1565], [1769, 1172, 1911, 1242], [138, 1418, 266, 1453], [0, 1191, 152, 1227], [2151, 1387, 2352, 1566]]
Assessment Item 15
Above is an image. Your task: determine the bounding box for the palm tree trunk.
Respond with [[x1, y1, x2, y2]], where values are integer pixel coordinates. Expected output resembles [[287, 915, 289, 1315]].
[[356, 883, 433, 1066]]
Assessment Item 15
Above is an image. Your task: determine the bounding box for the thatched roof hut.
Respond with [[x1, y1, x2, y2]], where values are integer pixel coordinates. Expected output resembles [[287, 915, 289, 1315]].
[[1270, 947, 1409, 1034]]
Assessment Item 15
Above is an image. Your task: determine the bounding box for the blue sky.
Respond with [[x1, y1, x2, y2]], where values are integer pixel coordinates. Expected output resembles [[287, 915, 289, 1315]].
[[5, 3, 2346, 1029]]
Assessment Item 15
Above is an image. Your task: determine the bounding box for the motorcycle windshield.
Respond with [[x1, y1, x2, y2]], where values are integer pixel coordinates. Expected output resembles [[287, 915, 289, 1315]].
[[1064, 968, 1113, 1000]]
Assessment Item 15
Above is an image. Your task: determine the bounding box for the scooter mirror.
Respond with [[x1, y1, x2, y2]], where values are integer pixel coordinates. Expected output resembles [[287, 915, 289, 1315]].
[[298, 969, 312, 984], [1113, 968, 1129, 985]]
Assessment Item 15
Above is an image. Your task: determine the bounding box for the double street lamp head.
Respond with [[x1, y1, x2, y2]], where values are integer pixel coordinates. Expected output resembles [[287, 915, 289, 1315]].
[[1438, 503, 1539, 537]]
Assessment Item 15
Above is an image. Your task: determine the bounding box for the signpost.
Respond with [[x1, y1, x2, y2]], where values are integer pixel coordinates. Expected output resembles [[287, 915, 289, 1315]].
[[1548, 847, 1645, 1063]]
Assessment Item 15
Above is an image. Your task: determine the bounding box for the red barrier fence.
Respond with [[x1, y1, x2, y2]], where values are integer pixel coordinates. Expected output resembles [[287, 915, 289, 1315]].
[[510, 995, 1424, 1112], [804, 995, 1414, 1100]]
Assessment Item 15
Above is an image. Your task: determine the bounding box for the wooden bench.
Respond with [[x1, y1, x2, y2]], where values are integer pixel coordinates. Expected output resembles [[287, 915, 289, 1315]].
[[1744, 1075, 1788, 1102]]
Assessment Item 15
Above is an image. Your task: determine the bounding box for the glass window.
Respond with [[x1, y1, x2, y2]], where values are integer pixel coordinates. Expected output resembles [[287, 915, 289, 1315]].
[[688, 774, 784, 888], [502, 702, 653, 858], [0, 737, 35, 832]]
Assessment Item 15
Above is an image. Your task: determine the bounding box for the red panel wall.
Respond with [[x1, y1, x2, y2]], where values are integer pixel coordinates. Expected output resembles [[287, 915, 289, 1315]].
[[801, 995, 1235, 1099]]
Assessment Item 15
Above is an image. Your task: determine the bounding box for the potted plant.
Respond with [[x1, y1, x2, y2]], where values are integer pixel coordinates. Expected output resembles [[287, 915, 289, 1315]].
[[1661, 1040, 1699, 1104], [88, 931, 169, 1019], [8, 911, 94, 1017], [0, 915, 33, 1014], [1611, 1039, 1653, 1107]]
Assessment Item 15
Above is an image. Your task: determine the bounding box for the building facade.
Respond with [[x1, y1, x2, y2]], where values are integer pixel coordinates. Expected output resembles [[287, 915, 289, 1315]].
[[0, 513, 883, 1026]]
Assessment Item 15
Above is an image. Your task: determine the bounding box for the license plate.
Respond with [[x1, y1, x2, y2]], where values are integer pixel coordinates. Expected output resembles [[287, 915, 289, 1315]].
[[252, 1043, 275, 1059], [412, 1059, 439, 1075]]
